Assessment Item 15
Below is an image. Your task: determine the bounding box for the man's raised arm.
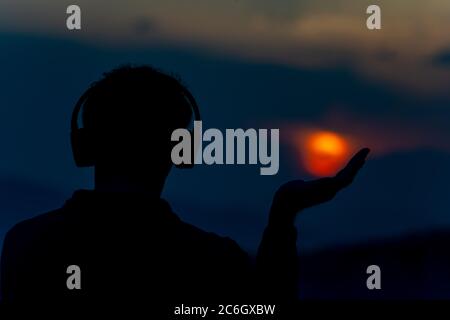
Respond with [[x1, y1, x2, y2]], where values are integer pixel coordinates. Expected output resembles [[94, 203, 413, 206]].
[[256, 148, 370, 300]]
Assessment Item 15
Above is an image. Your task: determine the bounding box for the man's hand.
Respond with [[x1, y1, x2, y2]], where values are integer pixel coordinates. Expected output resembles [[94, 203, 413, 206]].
[[269, 148, 370, 227]]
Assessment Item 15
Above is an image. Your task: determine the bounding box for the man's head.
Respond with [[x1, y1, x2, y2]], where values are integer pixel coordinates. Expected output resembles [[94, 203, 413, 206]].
[[72, 65, 195, 192]]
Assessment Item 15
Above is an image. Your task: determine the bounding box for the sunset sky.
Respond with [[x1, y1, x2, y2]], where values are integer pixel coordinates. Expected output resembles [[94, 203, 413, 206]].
[[1, 1, 450, 252], [1, 0, 450, 157], [1, 0, 450, 92]]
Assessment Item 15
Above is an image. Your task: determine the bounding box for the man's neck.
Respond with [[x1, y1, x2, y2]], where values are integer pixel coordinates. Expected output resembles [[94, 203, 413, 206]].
[[94, 170, 163, 196]]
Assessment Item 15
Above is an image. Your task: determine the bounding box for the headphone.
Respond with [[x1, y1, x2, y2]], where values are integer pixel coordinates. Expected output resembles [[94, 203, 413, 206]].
[[71, 85, 201, 168]]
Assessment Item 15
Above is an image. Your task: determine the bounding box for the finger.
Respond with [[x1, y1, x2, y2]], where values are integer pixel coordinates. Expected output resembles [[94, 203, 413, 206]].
[[335, 147, 370, 185], [342, 148, 370, 173], [346, 148, 370, 170]]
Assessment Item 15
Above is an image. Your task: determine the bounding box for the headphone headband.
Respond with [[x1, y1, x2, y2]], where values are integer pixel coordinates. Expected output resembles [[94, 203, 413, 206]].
[[71, 81, 202, 168], [71, 85, 201, 132], [181, 88, 201, 123]]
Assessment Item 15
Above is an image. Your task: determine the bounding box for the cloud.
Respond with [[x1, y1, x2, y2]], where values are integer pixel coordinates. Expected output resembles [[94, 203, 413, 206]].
[[3, 0, 450, 94], [432, 49, 450, 67], [0, 176, 68, 249], [131, 16, 158, 36]]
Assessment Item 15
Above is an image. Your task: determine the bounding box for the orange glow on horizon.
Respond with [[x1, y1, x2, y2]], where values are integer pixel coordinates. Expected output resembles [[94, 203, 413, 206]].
[[302, 131, 351, 177]]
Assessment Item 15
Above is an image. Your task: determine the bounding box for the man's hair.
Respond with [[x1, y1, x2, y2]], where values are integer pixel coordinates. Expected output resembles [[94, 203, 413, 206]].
[[82, 65, 193, 135], [79, 65, 194, 162]]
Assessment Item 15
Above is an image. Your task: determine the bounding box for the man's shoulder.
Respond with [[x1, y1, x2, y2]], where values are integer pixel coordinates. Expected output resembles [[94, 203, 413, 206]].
[[3, 207, 67, 248], [178, 220, 230, 242], [177, 220, 247, 257]]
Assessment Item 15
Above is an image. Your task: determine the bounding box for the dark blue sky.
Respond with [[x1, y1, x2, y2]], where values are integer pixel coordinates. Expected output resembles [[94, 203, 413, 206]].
[[1, 29, 450, 254]]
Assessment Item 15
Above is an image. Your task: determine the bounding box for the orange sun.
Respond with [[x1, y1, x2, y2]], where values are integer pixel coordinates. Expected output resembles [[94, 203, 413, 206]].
[[302, 131, 351, 177]]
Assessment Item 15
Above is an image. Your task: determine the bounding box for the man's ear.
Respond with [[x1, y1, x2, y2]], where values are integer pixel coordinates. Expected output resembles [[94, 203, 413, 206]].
[[71, 128, 96, 167]]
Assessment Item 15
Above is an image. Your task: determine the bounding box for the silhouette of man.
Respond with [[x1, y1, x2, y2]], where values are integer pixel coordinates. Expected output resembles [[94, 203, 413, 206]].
[[0, 66, 369, 307]]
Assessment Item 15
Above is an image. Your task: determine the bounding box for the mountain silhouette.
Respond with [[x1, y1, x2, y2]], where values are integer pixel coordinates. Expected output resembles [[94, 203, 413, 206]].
[[298, 229, 450, 299]]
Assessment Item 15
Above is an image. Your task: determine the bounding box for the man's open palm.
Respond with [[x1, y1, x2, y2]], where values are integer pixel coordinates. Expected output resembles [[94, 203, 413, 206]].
[[269, 148, 370, 226]]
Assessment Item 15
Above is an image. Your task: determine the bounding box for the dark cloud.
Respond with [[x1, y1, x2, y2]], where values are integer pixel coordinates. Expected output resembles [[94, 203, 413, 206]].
[[131, 16, 158, 36], [432, 49, 450, 67], [0, 176, 68, 249]]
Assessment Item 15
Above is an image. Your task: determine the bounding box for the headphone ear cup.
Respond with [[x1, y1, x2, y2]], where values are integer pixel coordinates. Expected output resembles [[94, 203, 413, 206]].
[[71, 128, 96, 167], [175, 129, 196, 169]]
